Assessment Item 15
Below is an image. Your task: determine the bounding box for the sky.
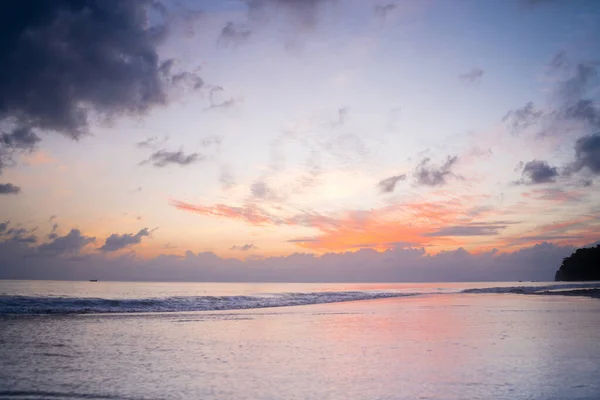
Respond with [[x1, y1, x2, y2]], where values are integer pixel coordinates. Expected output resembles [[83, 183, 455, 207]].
[[1, 0, 599, 282]]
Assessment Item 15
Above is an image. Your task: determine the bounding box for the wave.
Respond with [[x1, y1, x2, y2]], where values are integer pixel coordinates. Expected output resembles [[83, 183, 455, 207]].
[[0, 291, 418, 315], [461, 282, 600, 295], [2, 282, 599, 315]]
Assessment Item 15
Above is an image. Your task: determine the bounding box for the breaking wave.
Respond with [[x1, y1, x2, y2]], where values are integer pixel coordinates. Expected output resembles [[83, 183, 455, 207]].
[[461, 282, 600, 295], [0, 291, 418, 315], [1, 282, 598, 315]]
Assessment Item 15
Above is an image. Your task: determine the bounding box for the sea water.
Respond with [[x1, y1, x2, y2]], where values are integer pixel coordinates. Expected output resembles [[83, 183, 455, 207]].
[[1, 281, 599, 399]]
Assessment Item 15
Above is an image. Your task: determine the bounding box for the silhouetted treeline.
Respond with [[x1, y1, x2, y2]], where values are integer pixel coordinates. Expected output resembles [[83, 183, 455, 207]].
[[555, 245, 600, 281]]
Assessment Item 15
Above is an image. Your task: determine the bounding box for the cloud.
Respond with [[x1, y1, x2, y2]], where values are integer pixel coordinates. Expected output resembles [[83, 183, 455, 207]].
[[568, 133, 600, 175], [564, 100, 600, 129], [207, 99, 237, 110], [502, 102, 544, 134], [497, 215, 600, 249], [1, 126, 41, 174], [286, 237, 321, 243], [171, 201, 280, 226], [510, 235, 584, 244], [377, 174, 406, 193], [0, 1, 202, 141], [0, 239, 586, 282], [206, 86, 237, 110], [501, 55, 597, 140], [0, 183, 20, 195], [172, 194, 506, 252], [516, 160, 559, 185], [38, 229, 96, 256], [99, 228, 151, 252], [218, 22, 252, 47], [200, 135, 222, 148], [0, 222, 37, 244], [48, 223, 59, 240], [374, 4, 397, 19], [230, 244, 257, 251], [414, 156, 459, 186], [219, 165, 236, 190], [136, 137, 159, 149], [250, 180, 282, 201], [246, 0, 330, 30], [522, 188, 582, 203], [459, 68, 484, 84], [424, 223, 508, 237], [142, 149, 203, 167], [558, 63, 597, 105]]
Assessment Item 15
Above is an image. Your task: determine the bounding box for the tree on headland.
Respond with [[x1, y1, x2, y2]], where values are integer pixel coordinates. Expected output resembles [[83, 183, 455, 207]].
[[555, 244, 600, 281]]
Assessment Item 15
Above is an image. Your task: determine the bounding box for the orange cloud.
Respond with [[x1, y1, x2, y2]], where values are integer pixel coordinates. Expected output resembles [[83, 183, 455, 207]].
[[495, 215, 600, 249], [171, 200, 278, 225], [171, 194, 509, 253], [521, 188, 582, 203]]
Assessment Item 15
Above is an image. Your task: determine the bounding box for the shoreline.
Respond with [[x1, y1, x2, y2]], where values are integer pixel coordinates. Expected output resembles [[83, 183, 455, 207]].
[[529, 288, 600, 299]]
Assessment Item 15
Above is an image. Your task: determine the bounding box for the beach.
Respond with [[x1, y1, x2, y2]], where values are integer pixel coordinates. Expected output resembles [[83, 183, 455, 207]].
[[1, 281, 600, 400]]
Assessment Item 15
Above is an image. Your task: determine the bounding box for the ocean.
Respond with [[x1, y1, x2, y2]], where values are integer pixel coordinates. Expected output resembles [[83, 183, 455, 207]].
[[1, 280, 599, 399]]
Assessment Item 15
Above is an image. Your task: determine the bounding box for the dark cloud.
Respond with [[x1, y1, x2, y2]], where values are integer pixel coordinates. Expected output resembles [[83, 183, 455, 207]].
[[0, 127, 41, 174], [142, 149, 203, 167], [230, 244, 257, 251], [550, 51, 568, 70], [414, 156, 459, 186], [516, 160, 559, 185], [558, 63, 597, 104], [373, 4, 396, 19], [569, 133, 600, 175], [11, 234, 37, 244], [0, 183, 20, 194], [424, 223, 507, 237], [99, 228, 151, 252], [0, 0, 202, 141], [218, 22, 252, 47], [0, 239, 584, 282], [136, 136, 159, 149], [38, 229, 95, 256], [502, 102, 544, 134], [564, 100, 600, 129], [501, 56, 597, 140], [0, 222, 37, 244], [459, 68, 484, 84], [48, 223, 59, 240], [377, 174, 406, 193]]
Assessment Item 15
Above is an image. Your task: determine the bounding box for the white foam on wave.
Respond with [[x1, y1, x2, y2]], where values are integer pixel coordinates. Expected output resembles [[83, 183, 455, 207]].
[[461, 282, 600, 295], [0, 291, 418, 315], [2, 282, 599, 315]]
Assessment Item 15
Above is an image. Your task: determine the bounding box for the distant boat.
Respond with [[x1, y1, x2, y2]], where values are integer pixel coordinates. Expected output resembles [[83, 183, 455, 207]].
[[89, 279, 98, 282]]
